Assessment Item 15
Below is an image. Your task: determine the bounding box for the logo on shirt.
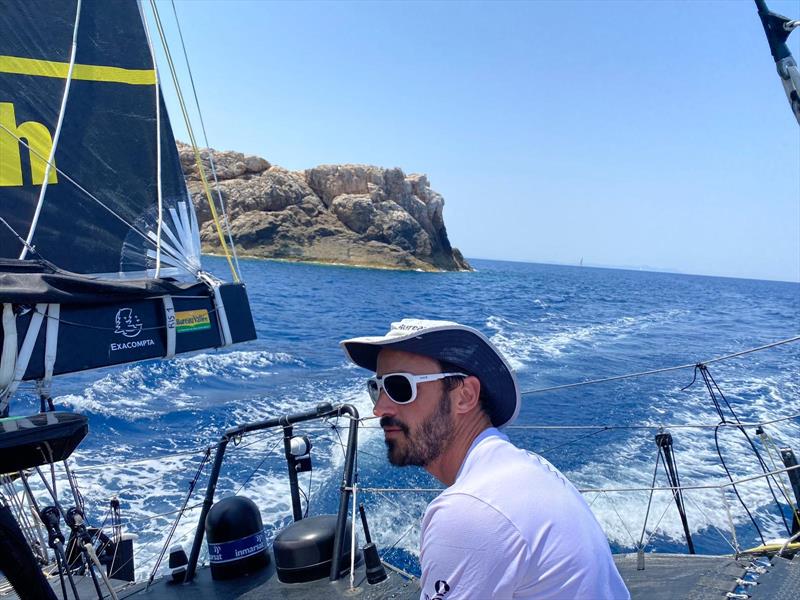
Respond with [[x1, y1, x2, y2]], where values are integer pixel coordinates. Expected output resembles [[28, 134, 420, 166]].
[[425, 580, 451, 600]]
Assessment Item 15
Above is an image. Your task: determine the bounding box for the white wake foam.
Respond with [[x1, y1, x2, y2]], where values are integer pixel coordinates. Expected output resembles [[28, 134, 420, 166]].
[[56, 350, 302, 419], [486, 310, 687, 370]]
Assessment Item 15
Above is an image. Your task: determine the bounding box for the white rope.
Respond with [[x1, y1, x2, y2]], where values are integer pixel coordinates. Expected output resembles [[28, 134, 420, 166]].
[[779, 530, 800, 555], [39, 303, 60, 399], [0, 303, 46, 413], [20, 0, 82, 260], [719, 488, 740, 554], [0, 304, 17, 393], [85, 541, 120, 600], [199, 273, 232, 346]]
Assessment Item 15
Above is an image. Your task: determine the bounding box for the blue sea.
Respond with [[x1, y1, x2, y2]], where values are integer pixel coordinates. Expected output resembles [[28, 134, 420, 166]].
[[14, 257, 800, 578]]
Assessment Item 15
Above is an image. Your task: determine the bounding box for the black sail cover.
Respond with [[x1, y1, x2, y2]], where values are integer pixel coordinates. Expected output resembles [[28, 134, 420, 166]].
[[0, 0, 199, 278]]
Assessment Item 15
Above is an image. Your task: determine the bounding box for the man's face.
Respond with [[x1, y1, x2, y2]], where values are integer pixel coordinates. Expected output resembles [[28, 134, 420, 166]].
[[373, 349, 455, 467]]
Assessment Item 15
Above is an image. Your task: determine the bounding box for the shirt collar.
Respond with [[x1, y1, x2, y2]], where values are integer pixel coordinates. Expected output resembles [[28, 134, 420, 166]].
[[453, 426, 508, 483]]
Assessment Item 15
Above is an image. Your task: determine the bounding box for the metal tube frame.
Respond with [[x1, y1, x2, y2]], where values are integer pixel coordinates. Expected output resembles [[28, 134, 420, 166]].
[[185, 402, 359, 584]]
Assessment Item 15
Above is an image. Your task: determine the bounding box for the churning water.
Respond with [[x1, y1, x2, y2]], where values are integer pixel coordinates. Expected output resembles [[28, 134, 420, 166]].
[[13, 256, 799, 577]]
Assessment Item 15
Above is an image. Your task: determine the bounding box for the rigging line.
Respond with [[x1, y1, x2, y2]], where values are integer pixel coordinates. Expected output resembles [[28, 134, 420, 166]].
[[535, 427, 611, 455], [0, 122, 198, 276], [148, 0, 239, 283], [508, 413, 800, 430], [233, 430, 283, 451], [20, 0, 82, 261], [120, 501, 204, 525], [359, 463, 800, 495], [602, 491, 639, 549], [379, 521, 418, 562], [169, 0, 242, 279], [0, 217, 46, 265], [304, 464, 313, 518], [234, 437, 285, 495], [703, 366, 793, 533], [148, 447, 211, 589], [520, 334, 800, 396], [638, 450, 662, 549], [369, 490, 423, 559], [759, 430, 800, 522], [31, 305, 172, 334], [640, 485, 689, 551], [31, 299, 234, 336], [578, 462, 800, 492], [684, 492, 739, 554], [357, 487, 442, 493], [326, 416, 350, 461]]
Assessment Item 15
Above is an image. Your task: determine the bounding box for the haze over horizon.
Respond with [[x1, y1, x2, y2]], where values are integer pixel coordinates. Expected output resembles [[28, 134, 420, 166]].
[[148, 1, 800, 283]]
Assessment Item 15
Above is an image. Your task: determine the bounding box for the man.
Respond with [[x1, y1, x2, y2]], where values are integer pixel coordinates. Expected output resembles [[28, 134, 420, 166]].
[[341, 318, 629, 600]]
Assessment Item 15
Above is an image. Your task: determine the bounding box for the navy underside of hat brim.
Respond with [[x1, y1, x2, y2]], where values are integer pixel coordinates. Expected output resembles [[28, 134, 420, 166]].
[[344, 331, 515, 427]]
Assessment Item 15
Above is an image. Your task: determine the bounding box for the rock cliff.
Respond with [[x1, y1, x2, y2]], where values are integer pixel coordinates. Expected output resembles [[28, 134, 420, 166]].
[[178, 143, 470, 271]]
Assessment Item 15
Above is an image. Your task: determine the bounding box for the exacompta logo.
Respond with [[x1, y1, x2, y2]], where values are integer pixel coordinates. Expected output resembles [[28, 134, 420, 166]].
[[110, 339, 155, 352], [114, 308, 143, 338], [110, 308, 156, 353]]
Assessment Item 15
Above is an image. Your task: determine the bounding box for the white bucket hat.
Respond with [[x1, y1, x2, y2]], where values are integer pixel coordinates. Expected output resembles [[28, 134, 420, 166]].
[[340, 318, 520, 428]]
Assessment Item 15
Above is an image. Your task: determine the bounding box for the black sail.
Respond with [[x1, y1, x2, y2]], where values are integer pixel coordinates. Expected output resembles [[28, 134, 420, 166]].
[[0, 0, 197, 278], [0, 0, 255, 410]]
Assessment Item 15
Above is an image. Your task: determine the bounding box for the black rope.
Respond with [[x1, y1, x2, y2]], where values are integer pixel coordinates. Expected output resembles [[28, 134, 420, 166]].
[[303, 466, 313, 518], [714, 422, 765, 545], [700, 365, 792, 534], [657, 439, 694, 553]]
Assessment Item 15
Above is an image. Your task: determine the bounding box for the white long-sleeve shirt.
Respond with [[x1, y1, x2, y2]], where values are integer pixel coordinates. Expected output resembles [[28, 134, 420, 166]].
[[419, 428, 629, 600]]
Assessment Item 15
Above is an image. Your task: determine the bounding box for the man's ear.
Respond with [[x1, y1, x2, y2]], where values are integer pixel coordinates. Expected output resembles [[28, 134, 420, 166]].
[[453, 376, 481, 415]]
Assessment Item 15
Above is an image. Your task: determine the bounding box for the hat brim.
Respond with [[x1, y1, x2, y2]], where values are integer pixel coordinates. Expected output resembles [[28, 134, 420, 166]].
[[341, 324, 520, 428]]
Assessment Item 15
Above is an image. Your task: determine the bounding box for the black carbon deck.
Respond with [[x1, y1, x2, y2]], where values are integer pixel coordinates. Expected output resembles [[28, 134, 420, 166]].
[[5, 552, 798, 599]]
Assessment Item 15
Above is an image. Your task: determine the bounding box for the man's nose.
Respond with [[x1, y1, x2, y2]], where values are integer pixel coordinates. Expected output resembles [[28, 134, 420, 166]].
[[372, 389, 395, 418]]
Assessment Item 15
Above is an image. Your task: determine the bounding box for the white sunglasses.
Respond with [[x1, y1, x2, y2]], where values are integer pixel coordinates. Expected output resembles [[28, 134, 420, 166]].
[[367, 371, 467, 405]]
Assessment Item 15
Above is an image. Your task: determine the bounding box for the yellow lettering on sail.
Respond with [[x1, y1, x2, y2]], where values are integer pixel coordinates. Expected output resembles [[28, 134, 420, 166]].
[[0, 102, 58, 187]]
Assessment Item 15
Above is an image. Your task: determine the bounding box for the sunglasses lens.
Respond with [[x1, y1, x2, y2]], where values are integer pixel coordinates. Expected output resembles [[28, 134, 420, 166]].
[[367, 379, 380, 404], [383, 374, 414, 404]]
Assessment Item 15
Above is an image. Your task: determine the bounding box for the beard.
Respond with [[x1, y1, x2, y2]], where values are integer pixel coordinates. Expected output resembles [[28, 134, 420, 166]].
[[380, 391, 455, 467]]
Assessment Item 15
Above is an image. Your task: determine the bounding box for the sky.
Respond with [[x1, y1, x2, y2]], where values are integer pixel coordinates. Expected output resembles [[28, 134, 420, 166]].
[[146, 1, 800, 282]]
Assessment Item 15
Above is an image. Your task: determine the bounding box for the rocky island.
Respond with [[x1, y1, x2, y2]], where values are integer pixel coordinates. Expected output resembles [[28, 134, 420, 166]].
[[178, 143, 470, 272]]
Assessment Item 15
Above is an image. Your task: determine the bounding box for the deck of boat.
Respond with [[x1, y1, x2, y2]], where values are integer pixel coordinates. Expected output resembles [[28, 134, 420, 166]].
[[4, 552, 799, 599], [614, 552, 799, 599]]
